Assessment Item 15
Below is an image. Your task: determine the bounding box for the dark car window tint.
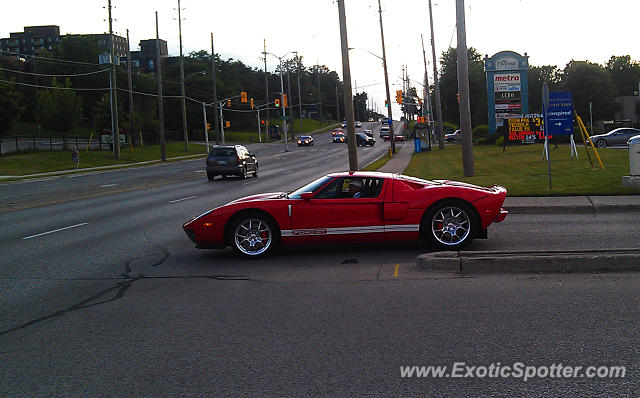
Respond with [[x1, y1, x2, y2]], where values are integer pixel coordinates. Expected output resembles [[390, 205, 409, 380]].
[[209, 147, 236, 156], [289, 176, 333, 199]]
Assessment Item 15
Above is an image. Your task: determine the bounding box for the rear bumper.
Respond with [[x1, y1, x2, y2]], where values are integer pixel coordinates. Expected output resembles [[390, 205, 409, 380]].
[[206, 164, 243, 175], [495, 208, 508, 223]]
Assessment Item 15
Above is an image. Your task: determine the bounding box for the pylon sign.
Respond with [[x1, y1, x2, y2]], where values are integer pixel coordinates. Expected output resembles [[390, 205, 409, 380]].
[[485, 51, 530, 134]]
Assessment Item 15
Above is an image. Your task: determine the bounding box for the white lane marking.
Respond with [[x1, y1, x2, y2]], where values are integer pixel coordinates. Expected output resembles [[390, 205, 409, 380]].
[[284, 170, 294, 174], [194, 170, 206, 173], [169, 195, 197, 203], [22, 223, 88, 240], [309, 163, 318, 167], [243, 181, 258, 185], [66, 175, 82, 179], [99, 183, 118, 188]]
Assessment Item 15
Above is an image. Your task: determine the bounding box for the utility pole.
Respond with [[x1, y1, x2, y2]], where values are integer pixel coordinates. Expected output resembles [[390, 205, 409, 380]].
[[296, 52, 303, 133], [107, 0, 120, 159], [337, 0, 358, 171], [263, 39, 270, 142], [278, 58, 289, 152], [456, 0, 474, 177], [377, 0, 395, 153], [317, 61, 324, 124], [177, 0, 188, 152], [286, 66, 293, 132], [354, 80, 358, 122], [421, 34, 433, 132], [335, 78, 340, 123], [126, 29, 134, 146], [428, 0, 445, 150], [210, 33, 220, 145], [155, 12, 166, 161]]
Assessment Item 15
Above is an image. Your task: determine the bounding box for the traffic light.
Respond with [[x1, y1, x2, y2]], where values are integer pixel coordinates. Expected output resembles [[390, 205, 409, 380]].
[[260, 120, 265, 126], [418, 97, 422, 106], [274, 98, 280, 108], [227, 99, 231, 107], [225, 121, 230, 128], [456, 93, 460, 103], [396, 90, 402, 104], [283, 94, 288, 108], [240, 91, 248, 103], [250, 98, 254, 109], [385, 100, 388, 107], [206, 123, 211, 131]]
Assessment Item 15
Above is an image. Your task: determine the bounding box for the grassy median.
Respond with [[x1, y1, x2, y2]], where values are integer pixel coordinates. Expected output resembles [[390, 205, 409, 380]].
[[403, 144, 638, 196], [0, 141, 204, 176]]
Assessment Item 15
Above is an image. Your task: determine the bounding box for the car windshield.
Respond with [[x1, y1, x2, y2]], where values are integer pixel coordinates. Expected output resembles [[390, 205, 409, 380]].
[[209, 147, 236, 156], [288, 176, 333, 199], [300, 136, 311, 140]]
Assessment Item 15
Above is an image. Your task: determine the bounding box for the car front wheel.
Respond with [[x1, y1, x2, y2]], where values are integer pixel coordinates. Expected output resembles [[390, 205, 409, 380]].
[[230, 212, 277, 258], [423, 200, 477, 250], [596, 139, 607, 148], [207, 172, 215, 181]]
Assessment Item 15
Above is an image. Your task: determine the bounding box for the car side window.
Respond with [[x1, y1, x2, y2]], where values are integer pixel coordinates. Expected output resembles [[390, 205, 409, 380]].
[[314, 178, 343, 199], [313, 177, 384, 199]]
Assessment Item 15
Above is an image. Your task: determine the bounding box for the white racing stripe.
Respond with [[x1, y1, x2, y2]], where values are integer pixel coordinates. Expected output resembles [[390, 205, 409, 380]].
[[169, 195, 197, 203], [22, 223, 88, 240], [281, 224, 419, 237]]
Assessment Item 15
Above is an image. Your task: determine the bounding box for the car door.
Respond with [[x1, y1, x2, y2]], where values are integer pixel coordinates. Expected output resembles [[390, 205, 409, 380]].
[[289, 177, 387, 245]]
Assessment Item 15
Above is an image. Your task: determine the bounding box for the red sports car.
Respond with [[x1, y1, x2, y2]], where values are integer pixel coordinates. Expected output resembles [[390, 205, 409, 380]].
[[183, 172, 507, 258]]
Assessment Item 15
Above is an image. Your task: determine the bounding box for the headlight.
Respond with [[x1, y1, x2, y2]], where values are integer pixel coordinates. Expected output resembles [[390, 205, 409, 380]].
[[297, 140, 301, 143]]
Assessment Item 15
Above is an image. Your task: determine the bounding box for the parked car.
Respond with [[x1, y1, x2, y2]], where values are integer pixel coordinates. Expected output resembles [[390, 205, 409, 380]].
[[445, 129, 462, 142], [333, 133, 346, 143], [382, 134, 406, 142], [589, 128, 640, 148], [205, 145, 258, 181], [363, 129, 374, 138], [297, 135, 314, 147], [183, 172, 508, 257], [347, 132, 375, 146]]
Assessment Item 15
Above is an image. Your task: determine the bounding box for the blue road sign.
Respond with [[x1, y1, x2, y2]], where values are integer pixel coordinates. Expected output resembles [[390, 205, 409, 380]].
[[546, 92, 573, 136]]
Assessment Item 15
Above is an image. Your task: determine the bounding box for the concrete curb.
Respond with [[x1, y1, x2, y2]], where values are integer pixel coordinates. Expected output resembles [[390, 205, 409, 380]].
[[417, 248, 640, 273]]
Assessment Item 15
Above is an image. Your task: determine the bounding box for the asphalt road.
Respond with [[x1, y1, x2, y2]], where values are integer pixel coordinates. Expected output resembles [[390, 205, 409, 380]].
[[1, 121, 640, 396]]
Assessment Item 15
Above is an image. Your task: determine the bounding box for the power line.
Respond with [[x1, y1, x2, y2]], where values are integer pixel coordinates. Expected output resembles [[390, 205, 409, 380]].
[[0, 66, 110, 77], [0, 50, 104, 67], [0, 79, 109, 91]]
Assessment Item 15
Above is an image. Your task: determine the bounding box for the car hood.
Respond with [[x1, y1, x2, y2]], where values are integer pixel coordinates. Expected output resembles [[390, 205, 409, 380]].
[[227, 192, 284, 205]]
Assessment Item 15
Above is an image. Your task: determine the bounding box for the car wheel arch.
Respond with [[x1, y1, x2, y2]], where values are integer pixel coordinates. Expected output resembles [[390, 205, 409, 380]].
[[223, 208, 282, 248], [419, 197, 481, 240]]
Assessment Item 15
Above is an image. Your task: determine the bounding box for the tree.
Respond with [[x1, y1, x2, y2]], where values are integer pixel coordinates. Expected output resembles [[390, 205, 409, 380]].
[[562, 60, 617, 121], [606, 55, 640, 97], [528, 65, 562, 113], [0, 74, 24, 138], [438, 47, 487, 126], [34, 78, 83, 139]]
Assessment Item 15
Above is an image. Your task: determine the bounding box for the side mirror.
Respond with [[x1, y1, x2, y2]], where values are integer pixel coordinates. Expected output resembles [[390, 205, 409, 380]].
[[300, 192, 314, 200], [250, 153, 256, 157]]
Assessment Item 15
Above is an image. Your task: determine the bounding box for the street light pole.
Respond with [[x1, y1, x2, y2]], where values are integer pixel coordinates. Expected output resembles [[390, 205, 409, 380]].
[[177, 0, 188, 152], [210, 33, 220, 145], [377, 0, 395, 154], [155, 12, 166, 161], [107, 0, 120, 159], [263, 39, 270, 143], [295, 52, 303, 133], [337, 0, 358, 171], [428, 0, 445, 150], [456, 0, 475, 177]]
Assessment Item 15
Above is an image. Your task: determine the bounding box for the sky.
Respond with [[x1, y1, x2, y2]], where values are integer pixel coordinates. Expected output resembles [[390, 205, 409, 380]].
[[2, 0, 640, 116]]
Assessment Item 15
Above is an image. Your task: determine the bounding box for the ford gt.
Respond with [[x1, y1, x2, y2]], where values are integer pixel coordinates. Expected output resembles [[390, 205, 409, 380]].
[[183, 172, 508, 258]]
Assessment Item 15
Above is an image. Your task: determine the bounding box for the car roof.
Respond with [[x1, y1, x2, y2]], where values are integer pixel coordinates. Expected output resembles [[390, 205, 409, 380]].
[[326, 171, 397, 179]]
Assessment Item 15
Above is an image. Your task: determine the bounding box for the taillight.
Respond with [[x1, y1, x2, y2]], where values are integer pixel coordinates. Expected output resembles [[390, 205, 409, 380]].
[[237, 156, 242, 164]]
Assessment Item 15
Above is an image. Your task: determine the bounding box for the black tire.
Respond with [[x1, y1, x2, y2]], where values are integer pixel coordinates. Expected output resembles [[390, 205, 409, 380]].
[[596, 139, 607, 148], [229, 211, 278, 258], [422, 199, 479, 250], [240, 166, 248, 179], [253, 164, 258, 177], [207, 172, 215, 181]]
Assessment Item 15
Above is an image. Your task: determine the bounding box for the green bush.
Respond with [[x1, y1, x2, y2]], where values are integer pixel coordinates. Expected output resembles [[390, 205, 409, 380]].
[[442, 122, 458, 134], [495, 136, 504, 146]]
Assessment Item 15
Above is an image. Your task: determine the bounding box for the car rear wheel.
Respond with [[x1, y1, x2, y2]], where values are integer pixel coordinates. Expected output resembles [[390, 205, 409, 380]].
[[596, 139, 607, 148], [240, 166, 247, 179], [230, 212, 276, 258], [423, 200, 477, 250], [253, 164, 258, 177], [207, 172, 215, 181]]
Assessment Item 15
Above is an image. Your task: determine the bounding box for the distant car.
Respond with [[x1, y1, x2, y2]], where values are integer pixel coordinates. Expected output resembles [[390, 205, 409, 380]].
[[589, 128, 640, 148], [183, 172, 508, 257], [368, 118, 374, 122], [341, 121, 347, 128], [355, 121, 362, 128], [381, 117, 389, 125], [382, 134, 406, 142], [380, 126, 390, 139], [297, 135, 314, 147], [445, 129, 462, 142], [206, 145, 258, 181], [363, 129, 374, 138], [333, 133, 346, 143], [332, 128, 343, 136], [348, 132, 375, 146]]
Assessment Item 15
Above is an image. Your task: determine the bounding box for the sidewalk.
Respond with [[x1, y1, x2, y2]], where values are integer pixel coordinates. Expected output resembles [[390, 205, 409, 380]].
[[374, 140, 640, 213]]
